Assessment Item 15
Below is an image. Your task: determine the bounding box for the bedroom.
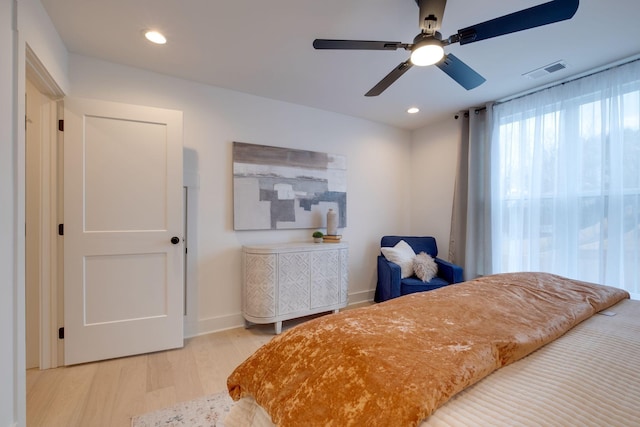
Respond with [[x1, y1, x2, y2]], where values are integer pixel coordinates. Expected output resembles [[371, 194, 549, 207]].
[[2, 1, 639, 426]]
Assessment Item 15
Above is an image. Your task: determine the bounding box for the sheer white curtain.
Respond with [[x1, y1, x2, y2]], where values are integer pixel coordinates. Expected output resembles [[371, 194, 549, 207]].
[[491, 60, 640, 298]]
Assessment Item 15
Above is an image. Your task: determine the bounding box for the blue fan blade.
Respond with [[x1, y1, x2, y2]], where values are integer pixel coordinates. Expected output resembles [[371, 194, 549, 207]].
[[457, 0, 579, 45], [436, 54, 486, 90]]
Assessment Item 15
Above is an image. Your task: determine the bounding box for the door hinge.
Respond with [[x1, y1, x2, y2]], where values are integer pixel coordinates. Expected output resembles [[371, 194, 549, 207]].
[[58, 224, 64, 236], [58, 327, 64, 339], [58, 119, 64, 132]]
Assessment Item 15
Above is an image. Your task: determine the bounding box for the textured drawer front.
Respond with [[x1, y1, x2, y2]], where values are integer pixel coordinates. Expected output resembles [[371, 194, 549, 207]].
[[244, 253, 277, 318], [310, 249, 340, 309], [278, 252, 310, 315], [340, 248, 349, 304]]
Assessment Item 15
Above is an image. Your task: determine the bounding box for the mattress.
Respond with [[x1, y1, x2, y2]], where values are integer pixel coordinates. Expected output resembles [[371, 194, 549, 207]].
[[226, 298, 640, 426]]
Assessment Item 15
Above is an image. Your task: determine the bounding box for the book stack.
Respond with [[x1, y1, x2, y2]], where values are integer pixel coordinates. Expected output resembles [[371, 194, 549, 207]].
[[322, 234, 342, 243]]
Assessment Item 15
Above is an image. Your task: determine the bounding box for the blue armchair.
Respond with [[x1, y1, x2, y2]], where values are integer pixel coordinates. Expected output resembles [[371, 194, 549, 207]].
[[375, 236, 464, 303]]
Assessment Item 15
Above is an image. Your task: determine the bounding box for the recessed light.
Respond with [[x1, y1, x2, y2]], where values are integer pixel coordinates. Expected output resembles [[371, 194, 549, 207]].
[[407, 107, 420, 114], [144, 30, 167, 45]]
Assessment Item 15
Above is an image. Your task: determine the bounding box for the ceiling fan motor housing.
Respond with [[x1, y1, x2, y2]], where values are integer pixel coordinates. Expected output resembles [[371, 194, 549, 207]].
[[418, 0, 447, 33]]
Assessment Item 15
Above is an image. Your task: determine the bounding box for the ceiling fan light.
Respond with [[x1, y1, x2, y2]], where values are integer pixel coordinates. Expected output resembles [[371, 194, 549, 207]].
[[144, 30, 167, 45], [410, 44, 444, 66]]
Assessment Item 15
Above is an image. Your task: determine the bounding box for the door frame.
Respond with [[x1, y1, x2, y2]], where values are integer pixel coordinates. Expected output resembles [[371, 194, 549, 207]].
[[25, 45, 65, 369]]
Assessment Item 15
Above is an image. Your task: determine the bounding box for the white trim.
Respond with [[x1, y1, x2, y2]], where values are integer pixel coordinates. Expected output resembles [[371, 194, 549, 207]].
[[16, 25, 28, 427], [40, 98, 59, 369], [347, 289, 375, 305], [192, 313, 246, 338], [25, 47, 64, 370], [25, 44, 63, 100]]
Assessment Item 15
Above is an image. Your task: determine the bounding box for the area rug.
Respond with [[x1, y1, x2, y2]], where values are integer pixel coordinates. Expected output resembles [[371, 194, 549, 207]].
[[131, 391, 234, 427]]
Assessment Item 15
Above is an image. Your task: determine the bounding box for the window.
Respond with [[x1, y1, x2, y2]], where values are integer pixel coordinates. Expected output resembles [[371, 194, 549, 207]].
[[492, 60, 640, 298]]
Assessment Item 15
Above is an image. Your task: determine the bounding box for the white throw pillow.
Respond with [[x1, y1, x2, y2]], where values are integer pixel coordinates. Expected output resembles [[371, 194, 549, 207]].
[[413, 252, 438, 282], [381, 240, 416, 278]]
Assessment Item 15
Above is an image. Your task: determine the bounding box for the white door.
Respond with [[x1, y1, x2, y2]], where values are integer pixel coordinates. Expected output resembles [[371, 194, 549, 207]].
[[64, 97, 184, 365]]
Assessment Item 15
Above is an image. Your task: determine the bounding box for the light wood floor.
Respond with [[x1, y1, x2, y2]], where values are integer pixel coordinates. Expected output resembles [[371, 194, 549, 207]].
[[26, 322, 281, 427]]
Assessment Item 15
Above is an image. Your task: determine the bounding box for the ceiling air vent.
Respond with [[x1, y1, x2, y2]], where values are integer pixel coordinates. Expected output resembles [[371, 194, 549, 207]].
[[523, 61, 568, 79]]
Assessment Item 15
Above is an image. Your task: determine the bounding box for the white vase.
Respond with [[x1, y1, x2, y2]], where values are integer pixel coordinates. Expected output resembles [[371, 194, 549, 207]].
[[326, 209, 337, 236]]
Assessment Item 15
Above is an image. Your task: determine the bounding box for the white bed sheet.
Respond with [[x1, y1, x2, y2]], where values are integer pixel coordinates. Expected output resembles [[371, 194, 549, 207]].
[[226, 299, 640, 427]]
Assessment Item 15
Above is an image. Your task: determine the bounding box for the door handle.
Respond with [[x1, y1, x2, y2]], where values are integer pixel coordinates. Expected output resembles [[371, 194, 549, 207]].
[[171, 236, 180, 245]]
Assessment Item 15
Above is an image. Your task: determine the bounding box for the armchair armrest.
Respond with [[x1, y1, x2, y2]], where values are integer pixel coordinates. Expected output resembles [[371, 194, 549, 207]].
[[435, 258, 464, 284], [375, 256, 402, 302]]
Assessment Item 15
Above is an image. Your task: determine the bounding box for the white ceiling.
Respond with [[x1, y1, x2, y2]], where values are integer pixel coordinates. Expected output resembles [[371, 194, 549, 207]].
[[40, 0, 640, 130]]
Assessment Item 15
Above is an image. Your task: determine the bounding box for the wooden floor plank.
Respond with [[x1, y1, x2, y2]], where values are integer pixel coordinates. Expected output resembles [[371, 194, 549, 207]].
[[166, 340, 205, 402], [27, 363, 97, 427], [145, 351, 174, 393], [76, 358, 126, 427], [110, 354, 148, 427]]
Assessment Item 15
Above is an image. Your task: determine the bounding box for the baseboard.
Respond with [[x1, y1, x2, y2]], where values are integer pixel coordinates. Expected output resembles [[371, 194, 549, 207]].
[[183, 317, 201, 339], [189, 291, 375, 338], [348, 289, 375, 305], [188, 312, 246, 338]]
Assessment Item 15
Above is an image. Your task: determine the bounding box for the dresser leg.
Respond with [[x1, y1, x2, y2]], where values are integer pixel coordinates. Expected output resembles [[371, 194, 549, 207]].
[[275, 321, 282, 334]]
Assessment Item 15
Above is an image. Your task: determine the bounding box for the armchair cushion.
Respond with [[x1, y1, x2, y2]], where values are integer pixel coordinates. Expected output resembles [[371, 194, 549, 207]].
[[400, 276, 451, 295], [413, 252, 438, 282], [380, 240, 416, 278]]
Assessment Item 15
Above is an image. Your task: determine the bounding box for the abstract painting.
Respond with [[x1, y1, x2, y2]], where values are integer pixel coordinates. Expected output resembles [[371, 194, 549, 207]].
[[233, 142, 347, 231]]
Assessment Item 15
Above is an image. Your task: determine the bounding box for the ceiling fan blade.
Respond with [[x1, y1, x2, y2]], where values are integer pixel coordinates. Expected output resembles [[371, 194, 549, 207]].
[[313, 39, 405, 50], [365, 60, 413, 96], [455, 0, 579, 45], [435, 54, 485, 90]]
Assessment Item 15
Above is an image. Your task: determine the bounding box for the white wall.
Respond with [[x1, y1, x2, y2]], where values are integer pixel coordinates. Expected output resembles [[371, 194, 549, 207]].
[[409, 116, 462, 260], [68, 53, 413, 336], [1, 0, 17, 424]]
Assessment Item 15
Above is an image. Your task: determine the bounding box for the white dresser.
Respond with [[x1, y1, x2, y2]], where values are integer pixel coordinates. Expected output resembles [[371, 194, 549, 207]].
[[242, 242, 348, 334]]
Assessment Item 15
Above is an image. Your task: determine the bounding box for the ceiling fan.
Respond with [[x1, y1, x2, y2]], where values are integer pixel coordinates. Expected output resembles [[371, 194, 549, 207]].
[[313, 0, 579, 96]]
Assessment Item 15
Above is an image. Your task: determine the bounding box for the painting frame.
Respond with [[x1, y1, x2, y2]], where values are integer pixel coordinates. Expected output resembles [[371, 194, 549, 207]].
[[233, 142, 347, 231]]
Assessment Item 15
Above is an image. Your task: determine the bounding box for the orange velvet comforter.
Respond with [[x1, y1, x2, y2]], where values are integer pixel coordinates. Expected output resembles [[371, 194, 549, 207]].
[[227, 272, 629, 426]]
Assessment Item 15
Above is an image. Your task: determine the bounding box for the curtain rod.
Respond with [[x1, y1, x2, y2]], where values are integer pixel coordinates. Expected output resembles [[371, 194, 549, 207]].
[[455, 106, 485, 119], [455, 53, 640, 120], [495, 53, 640, 105]]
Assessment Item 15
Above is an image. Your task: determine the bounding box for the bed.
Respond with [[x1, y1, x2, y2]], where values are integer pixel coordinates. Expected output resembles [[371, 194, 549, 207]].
[[226, 272, 639, 426]]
